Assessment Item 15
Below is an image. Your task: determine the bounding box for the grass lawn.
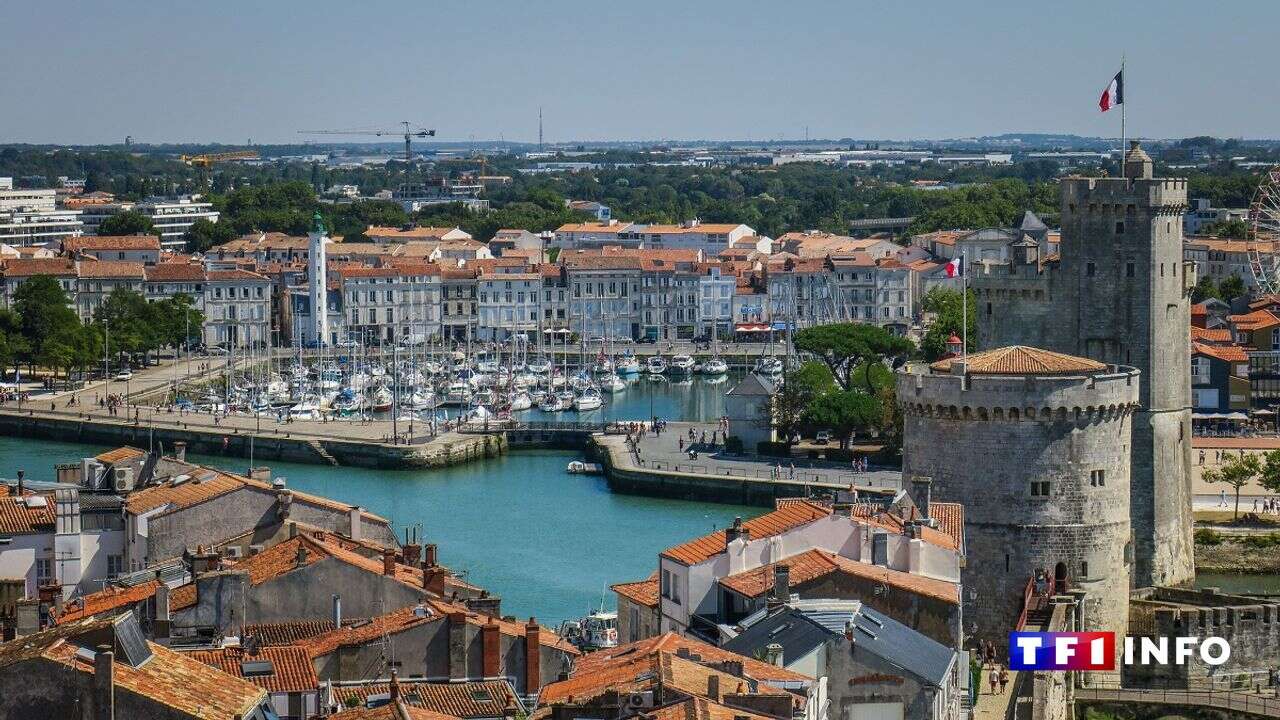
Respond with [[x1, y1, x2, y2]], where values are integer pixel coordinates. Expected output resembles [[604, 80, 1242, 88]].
[[1194, 509, 1280, 526]]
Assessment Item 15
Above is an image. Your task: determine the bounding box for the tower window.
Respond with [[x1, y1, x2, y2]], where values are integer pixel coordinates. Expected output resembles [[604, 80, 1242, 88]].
[[1115, 221, 1125, 235], [1126, 262, 1135, 278], [1080, 561, 1089, 577], [986, 302, 992, 316], [1090, 469, 1106, 487], [1030, 481, 1051, 497], [1086, 263, 1096, 277], [1005, 554, 1010, 572]]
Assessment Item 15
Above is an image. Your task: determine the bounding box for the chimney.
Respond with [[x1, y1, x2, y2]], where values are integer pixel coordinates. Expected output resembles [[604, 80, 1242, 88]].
[[911, 477, 932, 520], [424, 543, 438, 568], [764, 643, 783, 667], [403, 543, 422, 568], [383, 550, 397, 576], [390, 670, 400, 701], [448, 611, 469, 681], [844, 621, 854, 642], [483, 619, 501, 678], [173, 442, 186, 463], [16, 470, 24, 496], [524, 618, 542, 694], [348, 507, 362, 541], [94, 645, 114, 720], [725, 517, 750, 547], [772, 565, 790, 605], [707, 675, 721, 703], [332, 594, 342, 629], [295, 544, 308, 569], [154, 579, 171, 636]]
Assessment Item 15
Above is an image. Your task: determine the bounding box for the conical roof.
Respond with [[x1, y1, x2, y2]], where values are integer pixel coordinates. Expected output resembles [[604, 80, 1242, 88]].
[[929, 346, 1107, 376], [1016, 210, 1048, 232]]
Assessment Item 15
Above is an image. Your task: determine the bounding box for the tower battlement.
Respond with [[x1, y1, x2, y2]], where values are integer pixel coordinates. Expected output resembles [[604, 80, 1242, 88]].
[[1061, 176, 1188, 210]]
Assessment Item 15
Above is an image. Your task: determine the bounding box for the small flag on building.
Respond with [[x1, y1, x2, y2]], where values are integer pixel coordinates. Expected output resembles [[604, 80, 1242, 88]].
[[1099, 69, 1124, 112], [944, 256, 964, 278]]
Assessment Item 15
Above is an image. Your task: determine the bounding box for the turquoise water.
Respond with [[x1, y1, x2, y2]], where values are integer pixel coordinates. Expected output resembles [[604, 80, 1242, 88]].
[[0, 375, 753, 625]]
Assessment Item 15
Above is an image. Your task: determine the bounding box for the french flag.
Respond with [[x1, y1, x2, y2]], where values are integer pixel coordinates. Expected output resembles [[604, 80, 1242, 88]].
[[1099, 70, 1123, 112], [945, 256, 964, 278]]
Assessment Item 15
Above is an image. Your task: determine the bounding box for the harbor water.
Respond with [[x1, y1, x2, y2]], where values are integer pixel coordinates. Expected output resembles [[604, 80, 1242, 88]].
[[0, 374, 753, 625]]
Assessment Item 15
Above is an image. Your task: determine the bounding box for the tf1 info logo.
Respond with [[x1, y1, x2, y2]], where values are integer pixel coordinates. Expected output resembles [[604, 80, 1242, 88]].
[[1008, 632, 1231, 671]]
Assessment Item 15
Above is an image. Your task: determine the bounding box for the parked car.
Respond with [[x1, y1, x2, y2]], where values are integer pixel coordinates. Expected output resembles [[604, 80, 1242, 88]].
[[815, 430, 832, 445], [114, 370, 134, 381], [205, 346, 229, 356]]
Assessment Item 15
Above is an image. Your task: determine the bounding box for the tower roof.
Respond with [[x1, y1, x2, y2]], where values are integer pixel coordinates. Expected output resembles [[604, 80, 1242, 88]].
[[929, 346, 1107, 376]]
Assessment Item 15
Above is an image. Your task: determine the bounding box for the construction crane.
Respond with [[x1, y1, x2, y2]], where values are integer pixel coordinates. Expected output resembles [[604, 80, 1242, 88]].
[[180, 150, 259, 167], [297, 122, 436, 162]]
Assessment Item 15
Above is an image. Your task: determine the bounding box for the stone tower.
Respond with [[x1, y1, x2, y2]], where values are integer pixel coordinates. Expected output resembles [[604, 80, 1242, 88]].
[[897, 346, 1139, 642], [307, 212, 329, 347], [971, 144, 1194, 587]]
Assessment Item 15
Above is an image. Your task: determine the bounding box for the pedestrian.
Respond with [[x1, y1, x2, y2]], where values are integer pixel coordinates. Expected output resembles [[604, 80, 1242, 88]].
[[988, 667, 998, 695], [679, 437, 684, 451], [788, 462, 795, 480], [999, 665, 1009, 694]]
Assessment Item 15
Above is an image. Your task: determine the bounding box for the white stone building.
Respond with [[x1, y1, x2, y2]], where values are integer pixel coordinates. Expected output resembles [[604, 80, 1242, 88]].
[[203, 269, 271, 348]]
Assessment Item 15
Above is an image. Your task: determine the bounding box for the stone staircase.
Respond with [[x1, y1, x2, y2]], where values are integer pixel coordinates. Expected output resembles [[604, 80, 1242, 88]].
[[308, 440, 339, 466]]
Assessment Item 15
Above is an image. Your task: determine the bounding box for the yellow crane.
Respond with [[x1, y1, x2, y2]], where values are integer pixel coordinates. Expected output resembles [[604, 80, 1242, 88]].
[[298, 122, 436, 162], [180, 150, 259, 167]]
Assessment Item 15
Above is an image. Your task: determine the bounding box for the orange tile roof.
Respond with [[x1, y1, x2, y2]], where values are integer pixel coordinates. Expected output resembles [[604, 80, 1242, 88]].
[[64, 235, 161, 252], [911, 230, 967, 247], [555, 222, 632, 234], [56, 580, 161, 624], [206, 268, 269, 282], [1193, 341, 1249, 363], [95, 446, 146, 464], [649, 697, 778, 720], [0, 495, 55, 534], [611, 574, 659, 608], [76, 259, 146, 279], [332, 702, 460, 720], [125, 469, 244, 516], [717, 549, 958, 605], [8, 616, 268, 720], [185, 645, 319, 694], [661, 502, 831, 565], [560, 255, 644, 271], [0, 257, 78, 276], [1230, 309, 1280, 332], [331, 680, 517, 718], [928, 501, 965, 551], [930, 346, 1107, 376], [366, 226, 468, 240], [851, 505, 959, 552], [1191, 327, 1234, 343]]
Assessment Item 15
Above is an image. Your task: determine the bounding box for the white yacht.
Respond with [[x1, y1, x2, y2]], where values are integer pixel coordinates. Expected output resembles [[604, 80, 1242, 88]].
[[700, 358, 728, 375], [508, 391, 533, 411], [646, 356, 668, 375], [575, 387, 603, 411], [616, 355, 642, 375], [669, 354, 695, 374], [600, 374, 626, 393]]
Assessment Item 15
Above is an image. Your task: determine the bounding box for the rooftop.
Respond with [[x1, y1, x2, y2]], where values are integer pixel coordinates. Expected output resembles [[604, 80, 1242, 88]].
[[661, 501, 831, 566], [929, 346, 1108, 376], [330, 679, 520, 719], [717, 549, 958, 605], [185, 644, 319, 694]]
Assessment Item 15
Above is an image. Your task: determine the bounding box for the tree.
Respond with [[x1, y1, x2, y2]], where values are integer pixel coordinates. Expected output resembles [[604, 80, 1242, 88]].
[[94, 288, 160, 360], [1256, 450, 1280, 498], [1191, 275, 1221, 303], [803, 389, 882, 449], [1219, 274, 1247, 301], [919, 287, 976, 361], [153, 294, 205, 349], [1202, 219, 1248, 240], [793, 323, 914, 393], [762, 363, 828, 449], [183, 218, 236, 253], [12, 275, 80, 369], [97, 210, 158, 237], [0, 308, 28, 379], [1203, 453, 1260, 520]]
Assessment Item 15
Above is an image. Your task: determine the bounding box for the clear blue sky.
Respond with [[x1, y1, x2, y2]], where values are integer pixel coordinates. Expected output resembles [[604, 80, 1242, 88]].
[[3, 0, 1275, 145]]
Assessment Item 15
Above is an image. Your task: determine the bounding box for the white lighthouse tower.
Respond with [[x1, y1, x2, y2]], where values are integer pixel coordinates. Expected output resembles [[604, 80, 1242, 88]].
[[307, 212, 329, 346]]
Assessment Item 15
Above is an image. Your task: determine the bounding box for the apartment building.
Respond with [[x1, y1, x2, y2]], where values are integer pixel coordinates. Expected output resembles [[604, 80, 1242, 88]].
[[440, 268, 479, 340], [561, 255, 642, 340], [478, 272, 542, 341], [639, 257, 702, 341], [75, 261, 146, 321], [621, 221, 756, 253], [767, 255, 916, 335], [553, 220, 635, 249], [697, 264, 736, 338], [63, 235, 161, 265], [80, 197, 220, 250], [203, 269, 272, 347], [0, 257, 78, 307], [0, 207, 84, 247], [1185, 236, 1273, 292]]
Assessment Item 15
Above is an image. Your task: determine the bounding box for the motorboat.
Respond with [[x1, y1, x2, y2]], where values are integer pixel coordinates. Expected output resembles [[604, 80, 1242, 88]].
[[403, 390, 436, 410], [754, 357, 784, 379], [538, 393, 567, 412], [700, 358, 728, 375], [616, 355, 642, 375], [508, 391, 533, 411], [646, 356, 667, 375], [558, 609, 618, 651], [444, 381, 471, 406], [668, 354, 695, 374], [574, 388, 603, 411], [368, 386, 394, 412], [600, 374, 626, 393]]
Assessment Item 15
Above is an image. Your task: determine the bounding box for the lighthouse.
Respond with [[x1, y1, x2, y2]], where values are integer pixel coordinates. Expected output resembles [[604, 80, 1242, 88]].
[[308, 212, 329, 346]]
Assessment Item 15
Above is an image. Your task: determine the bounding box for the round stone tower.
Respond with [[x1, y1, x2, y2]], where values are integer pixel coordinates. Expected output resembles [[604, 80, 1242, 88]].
[[896, 346, 1139, 644]]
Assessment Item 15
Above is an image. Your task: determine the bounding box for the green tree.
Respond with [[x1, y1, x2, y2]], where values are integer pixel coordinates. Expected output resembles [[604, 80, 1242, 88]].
[[919, 287, 976, 361], [183, 218, 236, 253], [1191, 275, 1221, 303], [1202, 219, 1248, 239], [0, 308, 28, 378], [763, 364, 828, 449], [793, 323, 914, 393], [97, 210, 158, 236], [1203, 453, 1260, 520], [1219, 274, 1247, 301], [95, 288, 160, 359], [803, 389, 882, 449], [12, 275, 80, 369], [1256, 450, 1280, 498], [153, 294, 205, 349]]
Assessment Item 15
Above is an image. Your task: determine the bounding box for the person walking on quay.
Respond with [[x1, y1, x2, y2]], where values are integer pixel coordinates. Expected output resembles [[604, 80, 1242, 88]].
[[988, 667, 998, 695], [678, 437, 684, 452], [788, 462, 795, 480], [998, 665, 1009, 694]]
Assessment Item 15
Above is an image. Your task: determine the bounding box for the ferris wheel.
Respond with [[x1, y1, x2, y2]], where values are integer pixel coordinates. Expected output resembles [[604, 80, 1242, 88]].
[[1248, 166, 1280, 295]]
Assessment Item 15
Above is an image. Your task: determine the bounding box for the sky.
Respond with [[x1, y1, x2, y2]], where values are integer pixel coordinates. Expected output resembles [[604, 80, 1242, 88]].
[[2, 1, 1276, 145]]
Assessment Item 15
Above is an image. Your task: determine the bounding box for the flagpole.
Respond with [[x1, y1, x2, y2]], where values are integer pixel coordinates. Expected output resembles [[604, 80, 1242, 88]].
[[1120, 55, 1126, 178], [961, 250, 967, 361]]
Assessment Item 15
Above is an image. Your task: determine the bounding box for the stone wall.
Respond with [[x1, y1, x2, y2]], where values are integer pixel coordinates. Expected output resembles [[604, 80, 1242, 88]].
[[971, 169, 1195, 588], [897, 367, 1138, 644]]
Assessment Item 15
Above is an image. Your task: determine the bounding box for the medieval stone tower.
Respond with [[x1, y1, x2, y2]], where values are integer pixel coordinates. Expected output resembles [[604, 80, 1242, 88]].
[[898, 347, 1138, 642], [971, 143, 1195, 588]]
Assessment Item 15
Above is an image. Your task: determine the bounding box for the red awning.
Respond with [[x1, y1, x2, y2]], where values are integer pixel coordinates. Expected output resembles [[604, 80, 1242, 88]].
[[735, 323, 771, 332]]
